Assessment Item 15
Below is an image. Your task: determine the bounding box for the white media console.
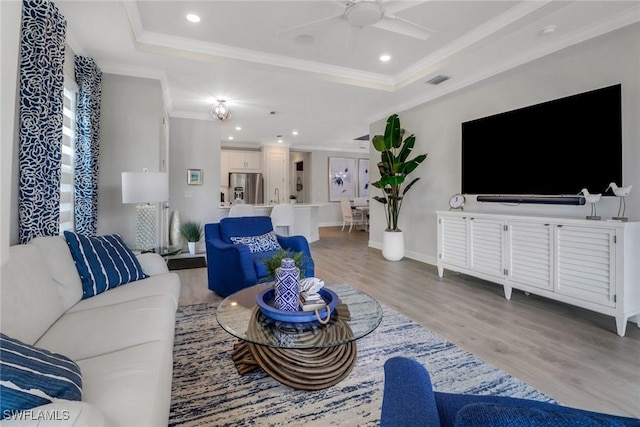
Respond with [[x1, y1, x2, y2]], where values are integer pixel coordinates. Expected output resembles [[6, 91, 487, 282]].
[[436, 211, 640, 336]]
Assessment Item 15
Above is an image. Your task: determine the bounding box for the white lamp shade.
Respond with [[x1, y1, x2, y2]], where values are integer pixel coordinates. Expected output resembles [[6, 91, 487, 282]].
[[122, 172, 169, 203]]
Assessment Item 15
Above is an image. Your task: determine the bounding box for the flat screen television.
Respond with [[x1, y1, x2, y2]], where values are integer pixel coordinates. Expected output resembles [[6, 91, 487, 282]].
[[461, 84, 622, 202]]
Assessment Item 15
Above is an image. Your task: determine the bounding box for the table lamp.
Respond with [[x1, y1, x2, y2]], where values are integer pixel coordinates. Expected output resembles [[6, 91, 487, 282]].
[[122, 171, 169, 251]]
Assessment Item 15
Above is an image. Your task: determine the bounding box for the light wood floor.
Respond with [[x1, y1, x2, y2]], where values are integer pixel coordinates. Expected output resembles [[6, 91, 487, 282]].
[[174, 227, 640, 419]]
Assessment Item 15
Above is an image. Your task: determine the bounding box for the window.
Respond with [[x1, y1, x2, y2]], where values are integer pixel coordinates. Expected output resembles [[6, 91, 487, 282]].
[[60, 82, 77, 233]]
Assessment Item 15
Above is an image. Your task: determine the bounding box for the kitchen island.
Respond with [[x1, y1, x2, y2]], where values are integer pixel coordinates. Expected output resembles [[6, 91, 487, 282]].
[[218, 203, 323, 242]]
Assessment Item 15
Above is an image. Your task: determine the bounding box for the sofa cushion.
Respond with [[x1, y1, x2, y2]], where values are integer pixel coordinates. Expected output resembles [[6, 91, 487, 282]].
[[66, 272, 181, 313], [76, 341, 173, 427], [0, 333, 82, 419], [30, 235, 83, 311], [0, 245, 66, 345], [230, 231, 282, 253], [64, 231, 148, 299], [219, 216, 274, 243], [35, 295, 176, 361]]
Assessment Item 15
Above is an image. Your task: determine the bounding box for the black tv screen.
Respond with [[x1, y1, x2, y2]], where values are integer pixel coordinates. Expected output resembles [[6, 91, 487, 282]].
[[461, 84, 622, 196]]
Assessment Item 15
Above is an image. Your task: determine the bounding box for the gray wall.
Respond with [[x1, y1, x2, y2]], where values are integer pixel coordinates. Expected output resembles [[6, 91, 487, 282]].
[[369, 24, 640, 265], [168, 117, 221, 252], [97, 74, 165, 248], [309, 150, 369, 225]]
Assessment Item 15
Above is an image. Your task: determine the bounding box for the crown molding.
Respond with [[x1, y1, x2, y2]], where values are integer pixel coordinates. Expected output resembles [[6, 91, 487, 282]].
[[369, 6, 640, 124]]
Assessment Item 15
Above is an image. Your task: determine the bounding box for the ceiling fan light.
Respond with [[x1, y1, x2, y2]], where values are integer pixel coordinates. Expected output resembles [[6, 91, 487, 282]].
[[211, 100, 230, 121], [345, 1, 384, 26]]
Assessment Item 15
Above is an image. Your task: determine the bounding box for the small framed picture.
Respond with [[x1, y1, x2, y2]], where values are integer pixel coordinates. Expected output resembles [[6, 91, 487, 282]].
[[187, 169, 202, 185]]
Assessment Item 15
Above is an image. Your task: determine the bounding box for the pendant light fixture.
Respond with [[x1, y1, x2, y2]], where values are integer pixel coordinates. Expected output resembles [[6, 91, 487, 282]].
[[211, 99, 230, 121]]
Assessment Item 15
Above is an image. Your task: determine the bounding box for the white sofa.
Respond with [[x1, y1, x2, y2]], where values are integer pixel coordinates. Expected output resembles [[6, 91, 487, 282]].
[[0, 235, 181, 426]]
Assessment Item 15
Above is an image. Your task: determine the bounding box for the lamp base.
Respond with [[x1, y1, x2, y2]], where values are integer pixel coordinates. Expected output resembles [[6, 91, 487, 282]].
[[135, 204, 156, 251], [612, 216, 628, 222]]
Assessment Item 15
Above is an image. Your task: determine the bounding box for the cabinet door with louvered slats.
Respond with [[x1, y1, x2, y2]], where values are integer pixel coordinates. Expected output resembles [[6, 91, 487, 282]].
[[508, 221, 553, 291], [555, 225, 616, 307]]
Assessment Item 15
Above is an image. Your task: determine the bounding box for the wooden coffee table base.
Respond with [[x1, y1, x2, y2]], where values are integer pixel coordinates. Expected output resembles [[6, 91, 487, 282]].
[[231, 341, 357, 390]]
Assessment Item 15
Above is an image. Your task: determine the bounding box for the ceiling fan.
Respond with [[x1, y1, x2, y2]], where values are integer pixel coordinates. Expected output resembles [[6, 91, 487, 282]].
[[277, 0, 434, 41]]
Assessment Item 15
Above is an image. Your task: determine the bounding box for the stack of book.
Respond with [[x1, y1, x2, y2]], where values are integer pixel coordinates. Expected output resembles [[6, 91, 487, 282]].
[[298, 291, 327, 312]]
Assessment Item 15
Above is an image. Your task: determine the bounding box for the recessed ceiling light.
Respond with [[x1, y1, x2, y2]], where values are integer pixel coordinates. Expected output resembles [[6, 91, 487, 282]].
[[540, 25, 557, 35], [186, 14, 200, 23], [292, 131, 298, 136], [228, 136, 234, 140], [235, 126, 242, 131], [278, 139, 283, 143], [379, 54, 391, 62]]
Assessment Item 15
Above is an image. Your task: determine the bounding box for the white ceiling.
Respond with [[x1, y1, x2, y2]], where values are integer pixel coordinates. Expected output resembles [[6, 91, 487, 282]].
[[56, 0, 640, 151]]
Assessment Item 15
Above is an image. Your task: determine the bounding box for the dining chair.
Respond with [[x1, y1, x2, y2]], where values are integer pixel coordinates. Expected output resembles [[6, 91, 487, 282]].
[[270, 203, 295, 236], [340, 198, 365, 232], [228, 204, 256, 217]]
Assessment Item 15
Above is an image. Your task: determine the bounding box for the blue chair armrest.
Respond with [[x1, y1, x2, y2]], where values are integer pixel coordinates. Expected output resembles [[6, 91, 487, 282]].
[[381, 357, 442, 427], [205, 238, 257, 297]]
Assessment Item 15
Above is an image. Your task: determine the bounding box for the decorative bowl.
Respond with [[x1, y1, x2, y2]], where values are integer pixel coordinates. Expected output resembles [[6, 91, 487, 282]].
[[256, 287, 339, 323]]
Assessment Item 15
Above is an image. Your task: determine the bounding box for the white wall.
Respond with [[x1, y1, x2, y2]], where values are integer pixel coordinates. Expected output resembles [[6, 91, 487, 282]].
[[369, 24, 640, 266], [0, 1, 22, 261], [309, 150, 369, 226], [97, 74, 165, 248], [169, 117, 221, 251]]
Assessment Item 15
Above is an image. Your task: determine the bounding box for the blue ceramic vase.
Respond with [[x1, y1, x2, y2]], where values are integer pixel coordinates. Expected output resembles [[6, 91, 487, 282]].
[[274, 258, 300, 312]]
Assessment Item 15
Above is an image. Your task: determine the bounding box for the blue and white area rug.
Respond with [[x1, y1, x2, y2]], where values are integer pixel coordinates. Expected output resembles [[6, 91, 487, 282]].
[[169, 302, 554, 426]]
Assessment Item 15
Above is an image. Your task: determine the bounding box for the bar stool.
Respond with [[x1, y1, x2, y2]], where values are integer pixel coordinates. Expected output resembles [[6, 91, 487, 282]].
[[270, 204, 295, 236]]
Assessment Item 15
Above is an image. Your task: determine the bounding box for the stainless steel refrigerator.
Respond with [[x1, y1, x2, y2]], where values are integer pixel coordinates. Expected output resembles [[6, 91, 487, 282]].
[[229, 172, 264, 204]]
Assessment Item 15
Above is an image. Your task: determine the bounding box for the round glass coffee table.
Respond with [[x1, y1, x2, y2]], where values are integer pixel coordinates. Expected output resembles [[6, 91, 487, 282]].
[[216, 283, 383, 390]]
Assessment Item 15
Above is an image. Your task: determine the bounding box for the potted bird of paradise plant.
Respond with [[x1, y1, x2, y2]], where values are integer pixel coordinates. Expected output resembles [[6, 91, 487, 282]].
[[371, 114, 427, 261]]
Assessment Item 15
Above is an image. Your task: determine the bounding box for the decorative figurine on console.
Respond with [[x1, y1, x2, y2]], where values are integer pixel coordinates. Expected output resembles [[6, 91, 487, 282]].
[[606, 182, 632, 222], [579, 188, 601, 220]]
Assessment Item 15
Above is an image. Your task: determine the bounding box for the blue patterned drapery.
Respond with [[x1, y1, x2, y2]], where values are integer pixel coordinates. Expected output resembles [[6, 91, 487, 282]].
[[74, 56, 102, 235], [18, 0, 67, 243]]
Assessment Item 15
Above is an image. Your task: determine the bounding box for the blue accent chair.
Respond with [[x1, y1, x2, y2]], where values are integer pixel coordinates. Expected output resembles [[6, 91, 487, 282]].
[[204, 216, 314, 297], [380, 357, 640, 427]]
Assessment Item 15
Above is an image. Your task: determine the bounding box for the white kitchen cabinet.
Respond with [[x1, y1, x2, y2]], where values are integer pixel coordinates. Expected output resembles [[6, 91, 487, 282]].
[[227, 150, 261, 171], [437, 211, 640, 336]]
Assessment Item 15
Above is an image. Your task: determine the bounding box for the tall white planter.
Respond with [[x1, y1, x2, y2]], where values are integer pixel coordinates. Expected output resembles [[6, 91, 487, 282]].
[[188, 241, 196, 255], [382, 230, 404, 261]]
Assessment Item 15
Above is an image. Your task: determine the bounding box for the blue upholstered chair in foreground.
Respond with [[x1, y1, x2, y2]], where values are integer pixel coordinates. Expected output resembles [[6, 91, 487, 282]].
[[380, 357, 640, 427], [204, 216, 314, 297]]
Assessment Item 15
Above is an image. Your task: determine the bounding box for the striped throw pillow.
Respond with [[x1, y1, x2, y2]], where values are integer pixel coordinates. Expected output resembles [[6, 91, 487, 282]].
[[0, 333, 82, 419], [64, 231, 148, 299]]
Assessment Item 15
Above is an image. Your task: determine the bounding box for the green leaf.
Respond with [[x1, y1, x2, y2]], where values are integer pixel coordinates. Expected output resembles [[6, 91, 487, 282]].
[[384, 115, 401, 149], [372, 135, 387, 153], [398, 134, 415, 163], [372, 196, 387, 204], [401, 154, 428, 175], [402, 177, 421, 195]]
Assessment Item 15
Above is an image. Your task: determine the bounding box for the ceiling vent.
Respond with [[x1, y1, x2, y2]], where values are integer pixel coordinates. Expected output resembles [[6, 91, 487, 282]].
[[426, 75, 450, 85]]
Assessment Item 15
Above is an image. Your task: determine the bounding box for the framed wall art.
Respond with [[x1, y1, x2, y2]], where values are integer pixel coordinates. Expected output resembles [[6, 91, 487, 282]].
[[187, 169, 202, 185], [358, 158, 369, 197], [328, 157, 355, 202]]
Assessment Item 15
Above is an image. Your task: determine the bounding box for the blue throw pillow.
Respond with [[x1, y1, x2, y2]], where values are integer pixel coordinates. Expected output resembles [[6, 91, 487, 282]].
[[230, 231, 282, 253], [0, 333, 82, 419], [64, 231, 148, 299]]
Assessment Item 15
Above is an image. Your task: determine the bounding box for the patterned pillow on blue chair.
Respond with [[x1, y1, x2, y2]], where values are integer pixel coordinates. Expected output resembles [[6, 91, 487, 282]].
[[0, 333, 82, 419], [230, 231, 282, 253], [64, 231, 148, 299]]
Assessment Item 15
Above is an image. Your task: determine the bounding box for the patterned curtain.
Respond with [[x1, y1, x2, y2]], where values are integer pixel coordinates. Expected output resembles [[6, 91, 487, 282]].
[[73, 56, 102, 235], [18, 0, 67, 243]]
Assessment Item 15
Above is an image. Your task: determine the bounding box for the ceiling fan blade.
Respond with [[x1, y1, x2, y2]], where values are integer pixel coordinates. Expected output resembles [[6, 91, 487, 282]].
[[373, 15, 433, 40], [381, 0, 430, 16], [276, 13, 343, 35]]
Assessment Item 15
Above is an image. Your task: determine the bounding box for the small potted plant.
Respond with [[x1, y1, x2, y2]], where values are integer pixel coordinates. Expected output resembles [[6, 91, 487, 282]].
[[289, 194, 297, 204], [180, 221, 202, 255], [264, 249, 307, 280]]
